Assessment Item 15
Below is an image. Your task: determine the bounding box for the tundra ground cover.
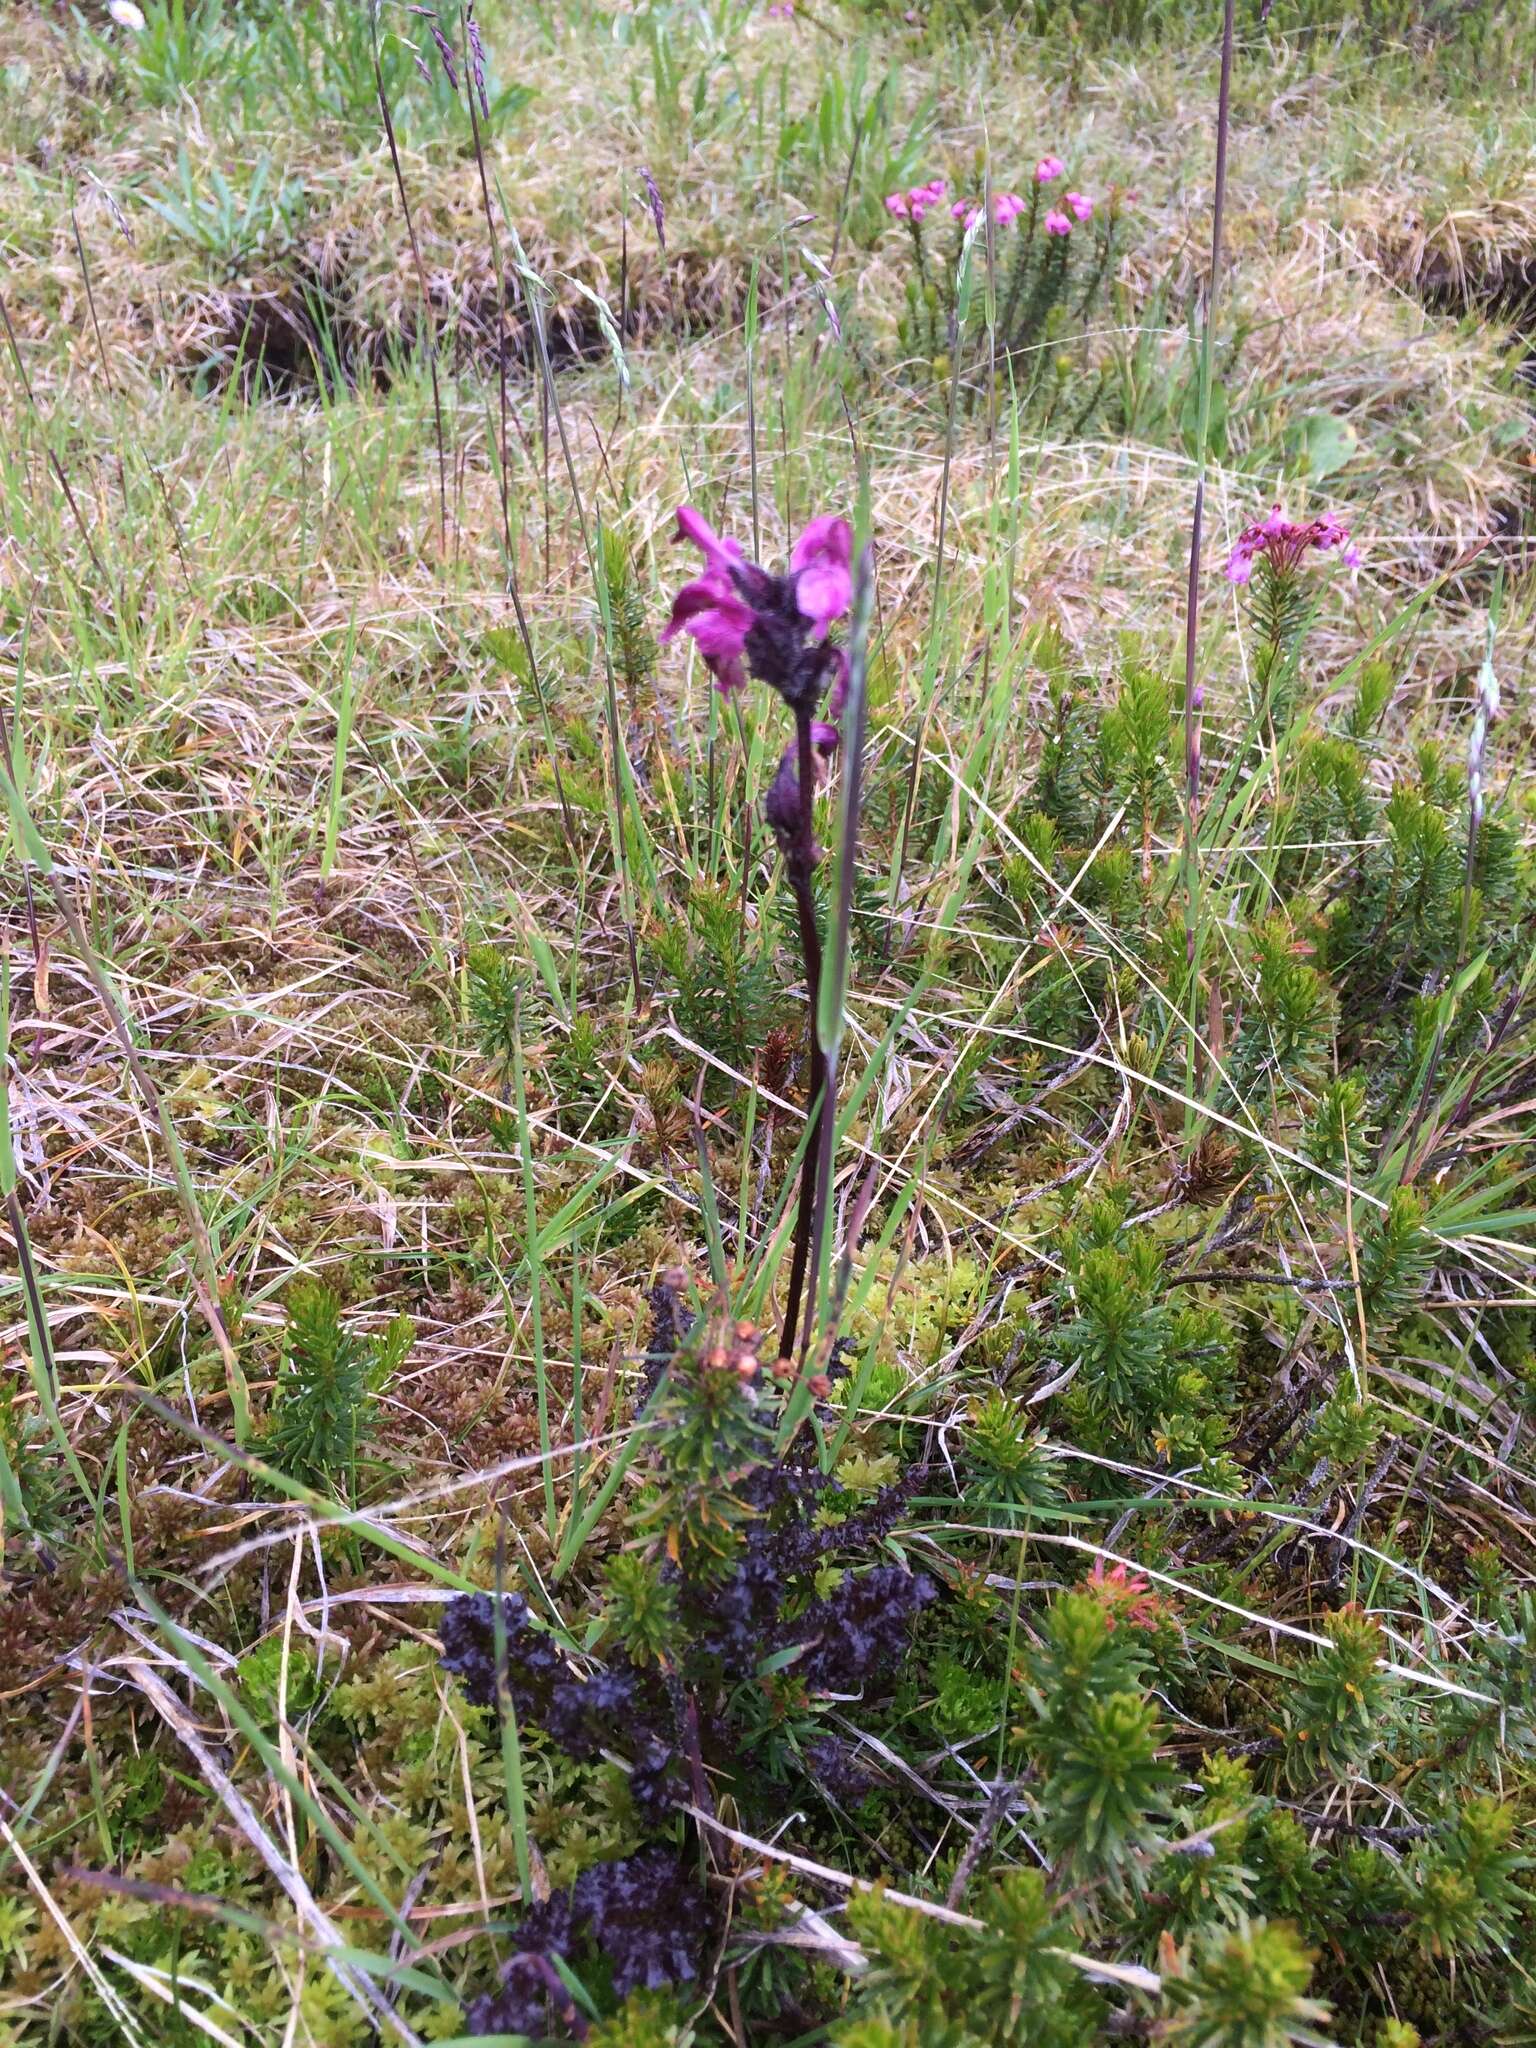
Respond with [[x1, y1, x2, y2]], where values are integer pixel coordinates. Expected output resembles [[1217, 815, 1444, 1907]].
[[2, 1, 1536, 2042]]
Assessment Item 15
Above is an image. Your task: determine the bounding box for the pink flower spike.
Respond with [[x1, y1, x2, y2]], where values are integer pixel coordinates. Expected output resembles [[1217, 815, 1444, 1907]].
[[790, 516, 853, 637], [885, 192, 910, 218], [674, 503, 743, 575], [1035, 155, 1064, 183], [1065, 190, 1093, 222], [993, 191, 1026, 224], [1044, 209, 1072, 236]]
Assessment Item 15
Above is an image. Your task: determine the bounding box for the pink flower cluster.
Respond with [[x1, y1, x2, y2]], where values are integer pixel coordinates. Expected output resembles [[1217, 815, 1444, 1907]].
[[951, 190, 1028, 230], [890, 159, 1097, 237], [1226, 505, 1361, 586], [885, 178, 947, 221], [1045, 191, 1093, 236]]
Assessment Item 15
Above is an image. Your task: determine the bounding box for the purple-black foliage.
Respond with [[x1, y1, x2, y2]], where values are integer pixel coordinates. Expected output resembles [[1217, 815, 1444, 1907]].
[[439, 1592, 562, 1714], [628, 1735, 683, 1824], [785, 1564, 937, 1691], [471, 1851, 710, 2039], [804, 1733, 879, 1805], [640, 1279, 691, 1402], [464, 1893, 579, 2039], [576, 1849, 710, 1996], [675, 1463, 927, 1682], [438, 1592, 676, 1786]]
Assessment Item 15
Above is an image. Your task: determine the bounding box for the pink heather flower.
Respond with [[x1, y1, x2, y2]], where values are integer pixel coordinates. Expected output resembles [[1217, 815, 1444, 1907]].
[[887, 178, 946, 222], [1065, 190, 1093, 222], [1044, 209, 1072, 236], [791, 515, 853, 638], [1225, 504, 1358, 586], [1035, 154, 1065, 183], [950, 192, 1024, 230], [766, 0, 794, 16]]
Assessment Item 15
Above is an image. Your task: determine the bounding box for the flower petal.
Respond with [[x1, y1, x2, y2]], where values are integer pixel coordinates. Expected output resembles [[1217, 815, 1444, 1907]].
[[673, 503, 743, 573], [791, 516, 853, 635]]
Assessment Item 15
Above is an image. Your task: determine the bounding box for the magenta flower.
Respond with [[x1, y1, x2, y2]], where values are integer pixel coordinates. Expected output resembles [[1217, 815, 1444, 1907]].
[[949, 190, 1025, 230], [662, 573, 754, 693], [1035, 155, 1065, 183], [663, 504, 852, 721], [1226, 505, 1359, 586], [887, 177, 947, 221], [1065, 190, 1093, 222], [661, 507, 753, 692], [674, 503, 743, 575], [791, 516, 854, 638], [766, 0, 794, 15], [1044, 209, 1072, 236]]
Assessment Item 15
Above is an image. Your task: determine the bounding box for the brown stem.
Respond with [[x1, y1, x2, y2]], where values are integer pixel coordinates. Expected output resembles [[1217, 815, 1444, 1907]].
[[778, 708, 826, 1364]]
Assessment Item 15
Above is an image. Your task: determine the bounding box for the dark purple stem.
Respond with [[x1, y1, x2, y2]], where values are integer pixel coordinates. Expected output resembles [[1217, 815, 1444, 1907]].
[[778, 707, 826, 1364]]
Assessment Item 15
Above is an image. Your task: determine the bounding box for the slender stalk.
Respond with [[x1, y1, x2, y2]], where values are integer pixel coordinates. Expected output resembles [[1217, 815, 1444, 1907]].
[[457, 6, 574, 847], [1179, 0, 1237, 956], [371, 26, 448, 558], [807, 539, 875, 1346], [0, 289, 113, 597], [889, 304, 963, 940], [777, 707, 827, 1364], [510, 995, 556, 1543]]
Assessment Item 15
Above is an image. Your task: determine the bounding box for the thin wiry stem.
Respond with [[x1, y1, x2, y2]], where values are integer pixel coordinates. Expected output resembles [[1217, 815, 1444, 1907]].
[[457, 2, 575, 846], [778, 705, 827, 1365], [0, 289, 114, 598], [806, 540, 874, 1354], [372, 25, 448, 558], [1179, 0, 1237, 956]]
